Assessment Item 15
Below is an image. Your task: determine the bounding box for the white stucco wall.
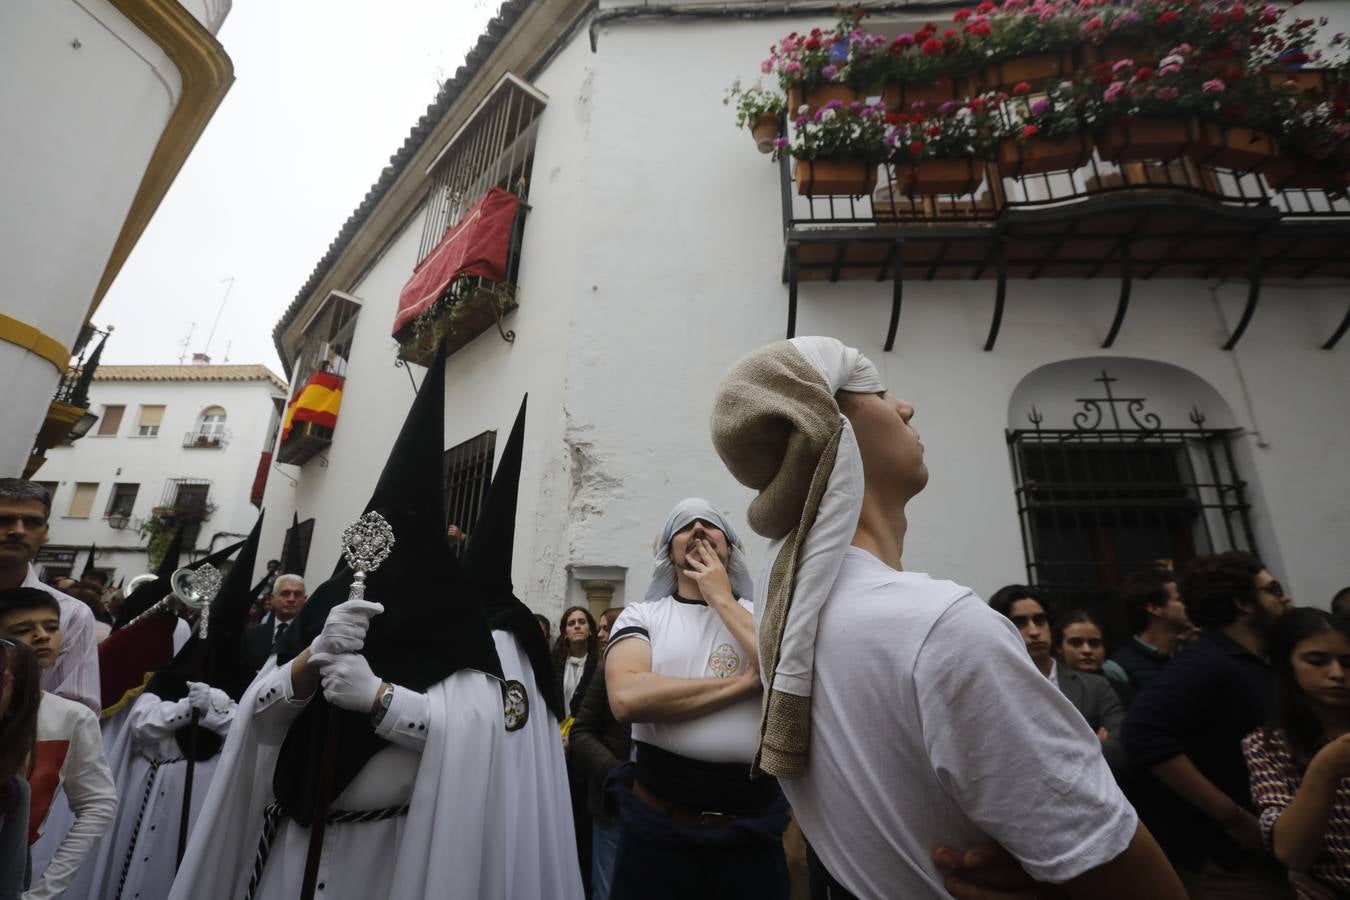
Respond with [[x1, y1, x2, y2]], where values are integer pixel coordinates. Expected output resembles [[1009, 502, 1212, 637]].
[[0, 0, 215, 474], [39, 375, 283, 580], [266, 10, 1350, 619]]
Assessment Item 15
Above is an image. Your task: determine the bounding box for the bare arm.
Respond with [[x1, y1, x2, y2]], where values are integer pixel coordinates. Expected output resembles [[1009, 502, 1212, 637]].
[[939, 824, 1185, 900], [683, 541, 759, 670], [1150, 754, 1260, 847], [1261, 733, 1350, 872], [605, 637, 759, 724]]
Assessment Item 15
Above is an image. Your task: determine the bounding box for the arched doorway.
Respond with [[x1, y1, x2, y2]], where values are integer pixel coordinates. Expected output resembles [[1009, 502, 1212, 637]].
[[1006, 358, 1258, 641]]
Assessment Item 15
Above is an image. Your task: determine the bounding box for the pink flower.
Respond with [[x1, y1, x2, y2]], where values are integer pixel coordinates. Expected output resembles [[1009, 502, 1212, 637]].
[[1112, 58, 1134, 72], [1154, 86, 1179, 100], [1103, 81, 1126, 101], [761, 59, 773, 74], [1202, 79, 1226, 92], [822, 64, 839, 79]]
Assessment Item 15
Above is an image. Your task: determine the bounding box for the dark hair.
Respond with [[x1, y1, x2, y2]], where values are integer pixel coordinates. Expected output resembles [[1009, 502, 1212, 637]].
[[600, 607, 624, 628], [988, 584, 1055, 621], [0, 478, 52, 520], [1120, 567, 1178, 634], [1332, 587, 1350, 617], [1053, 608, 1104, 649], [1263, 608, 1350, 768], [534, 613, 550, 636], [0, 587, 61, 620], [0, 639, 41, 797], [551, 605, 598, 668], [1178, 551, 1263, 629]]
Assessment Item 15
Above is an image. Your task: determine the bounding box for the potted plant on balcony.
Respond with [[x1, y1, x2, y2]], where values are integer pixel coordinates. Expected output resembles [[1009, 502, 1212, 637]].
[[765, 9, 893, 115], [1264, 88, 1350, 191], [879, 17, 982, 111], [1092, 48, 1279, 170], [726, 80, 786, 154], [887, 92, 1001, 196], [996, 80, 1097, 176], [782, 98, 889, 196], [972, 0, 1083, 91]]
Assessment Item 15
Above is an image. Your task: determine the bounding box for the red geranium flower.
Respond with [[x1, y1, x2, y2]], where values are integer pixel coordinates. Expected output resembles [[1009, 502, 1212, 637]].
[[1157, 10, 1180, 25], [953, 8, 973, 22], [909, 141, 925, 158], [976, 0, 996, 12], [805, 36, 821, 50], [1012, 81, 1032, 95], [1132, 66, 1154, 82], [922, 37, 944, 55], [1021, 124, 1039, 139]]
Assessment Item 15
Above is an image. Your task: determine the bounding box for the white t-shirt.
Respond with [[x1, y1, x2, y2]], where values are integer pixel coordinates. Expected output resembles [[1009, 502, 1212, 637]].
[[783, 548, 1137, 899], [608, 595, 760, 763]]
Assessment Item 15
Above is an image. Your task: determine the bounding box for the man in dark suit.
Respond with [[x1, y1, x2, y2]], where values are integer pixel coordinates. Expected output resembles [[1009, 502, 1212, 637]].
[[241, 573, 307, 673], [989, 586, 1128, 776]]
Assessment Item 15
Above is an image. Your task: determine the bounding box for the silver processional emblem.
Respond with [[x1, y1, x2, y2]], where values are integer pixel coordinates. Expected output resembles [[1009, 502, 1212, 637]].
[[170, 562, 224, 639], [341, 511, 396, 602]]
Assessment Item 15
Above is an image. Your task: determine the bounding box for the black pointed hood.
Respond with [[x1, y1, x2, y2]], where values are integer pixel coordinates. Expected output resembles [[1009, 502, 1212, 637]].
[[462, 396, 564, 721], [282, 511, 306, 577], [273, 340, 502, 826], [82, 545, 98, 577]]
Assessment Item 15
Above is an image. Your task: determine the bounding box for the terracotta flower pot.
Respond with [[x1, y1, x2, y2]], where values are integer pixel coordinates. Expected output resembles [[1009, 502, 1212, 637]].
[[1097, 117, 1198, 162], [901, 158, 986, 196], [980, 52, 1073, 91], [787, 83, 858, 115], [795, 158, 880, 196], [1265, 70, 1329, 96], [1187, 123, 1278, 172], [1077, 39, 1148, 69], [997, 133, 1095, 177], [882, 77, 972, 112], [750, 113, 781, 154]]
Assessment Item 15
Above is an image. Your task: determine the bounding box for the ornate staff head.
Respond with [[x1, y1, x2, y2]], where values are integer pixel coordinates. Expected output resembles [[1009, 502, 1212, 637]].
[[170, 563, 224, 639], [340, 511, 395, 604]]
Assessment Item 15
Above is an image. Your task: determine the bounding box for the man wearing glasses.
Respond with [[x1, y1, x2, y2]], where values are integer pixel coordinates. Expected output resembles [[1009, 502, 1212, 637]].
[[1124, 551, 1294, 898], [242, 573, 307, 673]]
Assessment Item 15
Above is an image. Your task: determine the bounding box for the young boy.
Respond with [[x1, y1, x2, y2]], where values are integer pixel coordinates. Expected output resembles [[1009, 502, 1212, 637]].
[[0, 587, 115, 900]]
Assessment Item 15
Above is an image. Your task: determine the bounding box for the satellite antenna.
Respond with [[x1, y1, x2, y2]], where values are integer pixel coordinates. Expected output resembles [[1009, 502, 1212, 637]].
[[177, 322, 196, 365], [203, 276, 234, 358]]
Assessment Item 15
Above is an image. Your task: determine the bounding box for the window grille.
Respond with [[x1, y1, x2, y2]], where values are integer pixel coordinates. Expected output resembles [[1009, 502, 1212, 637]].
[[291, 294, 360, 395], [443, 431, 497, 555], [106, 483, 139, 519], [160, 478, 212, 548], [417, 73, 546, 263], [1007, 371, 1257, 645]]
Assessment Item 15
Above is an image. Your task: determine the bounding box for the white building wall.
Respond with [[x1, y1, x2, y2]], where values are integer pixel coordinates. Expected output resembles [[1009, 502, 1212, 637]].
[[39, 376, 282, 580], [0, 0, 229, 474], [267, 10, 1350, 619]]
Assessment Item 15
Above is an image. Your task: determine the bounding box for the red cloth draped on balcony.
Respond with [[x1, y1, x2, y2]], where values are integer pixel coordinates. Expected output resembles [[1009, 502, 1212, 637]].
[[251, 451, 272, 507], [281, 372, 343, 442], [393, 186, 521, 336]]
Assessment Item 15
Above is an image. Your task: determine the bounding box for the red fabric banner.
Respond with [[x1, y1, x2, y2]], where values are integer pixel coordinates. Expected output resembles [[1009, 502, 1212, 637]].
[[251, 450, 272, 507], [393, 187, 521, 336], [98, 613, 175, 714]]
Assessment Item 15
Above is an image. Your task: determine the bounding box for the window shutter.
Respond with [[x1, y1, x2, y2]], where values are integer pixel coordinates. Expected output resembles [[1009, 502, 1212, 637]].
[[68, 483, 98, 518], [138, 405, 165, 428], [98, 405, 125, 435]]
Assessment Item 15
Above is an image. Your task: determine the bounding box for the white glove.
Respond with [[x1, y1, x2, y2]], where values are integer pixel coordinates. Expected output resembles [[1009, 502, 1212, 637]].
[[187, 681, 213, 714], [311, 652, 383, 714], [309, 599, 385, 658]]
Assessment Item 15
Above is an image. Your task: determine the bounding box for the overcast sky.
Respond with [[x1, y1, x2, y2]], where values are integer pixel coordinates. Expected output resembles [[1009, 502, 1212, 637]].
[[95, 0, 498, 378]]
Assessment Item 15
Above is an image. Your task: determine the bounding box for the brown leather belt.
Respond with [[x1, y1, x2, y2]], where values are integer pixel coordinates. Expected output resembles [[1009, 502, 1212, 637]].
[[632, 779, 740, 829]]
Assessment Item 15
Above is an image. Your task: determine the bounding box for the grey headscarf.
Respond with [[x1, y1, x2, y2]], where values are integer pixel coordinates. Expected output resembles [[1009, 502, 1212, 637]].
[[642, 498, 755, 604]]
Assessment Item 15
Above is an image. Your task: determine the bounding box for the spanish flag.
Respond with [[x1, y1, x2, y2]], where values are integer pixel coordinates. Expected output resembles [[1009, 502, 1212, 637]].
[[282, 371, 344, 441]]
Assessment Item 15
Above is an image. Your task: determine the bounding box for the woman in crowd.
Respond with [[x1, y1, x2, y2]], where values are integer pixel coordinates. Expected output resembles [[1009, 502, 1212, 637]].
[[0, 639, 40, 899], [554, 605, 598, 719], [1244, 608, 1350, 899], [1057, 608, 1108, 675], [553, 605, 599, 892]]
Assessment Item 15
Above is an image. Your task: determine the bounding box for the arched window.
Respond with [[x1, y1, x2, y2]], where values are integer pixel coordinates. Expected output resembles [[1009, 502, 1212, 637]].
[[197, 406, 227, 440]]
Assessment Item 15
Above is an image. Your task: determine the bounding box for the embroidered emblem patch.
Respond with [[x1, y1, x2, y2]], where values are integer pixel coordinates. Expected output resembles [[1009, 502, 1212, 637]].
[[708, 643, 742, 678], [502, 680, 529, 732]]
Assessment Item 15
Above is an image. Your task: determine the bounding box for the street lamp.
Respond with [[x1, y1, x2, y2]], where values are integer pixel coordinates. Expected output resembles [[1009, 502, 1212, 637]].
[[68, 411, 99, 440]]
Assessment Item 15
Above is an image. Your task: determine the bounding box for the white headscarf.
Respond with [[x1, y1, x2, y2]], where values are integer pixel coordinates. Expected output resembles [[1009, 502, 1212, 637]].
[[710, 336, 884, 777], [642, 498, 755, 604]]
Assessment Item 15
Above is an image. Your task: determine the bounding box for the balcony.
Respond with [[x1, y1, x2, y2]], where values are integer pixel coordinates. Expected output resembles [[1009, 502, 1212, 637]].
[[183, 431, 225, 449], [780, 154, 1350, 352]]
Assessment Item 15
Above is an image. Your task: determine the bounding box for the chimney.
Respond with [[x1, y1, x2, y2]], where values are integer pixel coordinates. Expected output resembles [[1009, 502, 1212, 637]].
[[191, 353, 211, 365]]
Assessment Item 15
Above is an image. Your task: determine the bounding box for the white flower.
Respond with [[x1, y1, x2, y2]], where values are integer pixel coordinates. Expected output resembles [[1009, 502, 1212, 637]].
[[821, 107, 837, 121]]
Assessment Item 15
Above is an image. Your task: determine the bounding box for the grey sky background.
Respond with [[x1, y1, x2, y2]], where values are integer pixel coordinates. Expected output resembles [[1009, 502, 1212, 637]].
[[96, 0, 498, 379]]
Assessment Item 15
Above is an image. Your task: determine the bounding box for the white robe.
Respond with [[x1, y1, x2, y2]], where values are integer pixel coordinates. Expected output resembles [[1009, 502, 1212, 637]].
[[77, 691, 235, 900], [490, 630, 584, 900], [170, 657, 508, 900]]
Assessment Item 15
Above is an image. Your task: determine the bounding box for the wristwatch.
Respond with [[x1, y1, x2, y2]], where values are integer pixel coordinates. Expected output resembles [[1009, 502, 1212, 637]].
[[371, 684, 394, 726]]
